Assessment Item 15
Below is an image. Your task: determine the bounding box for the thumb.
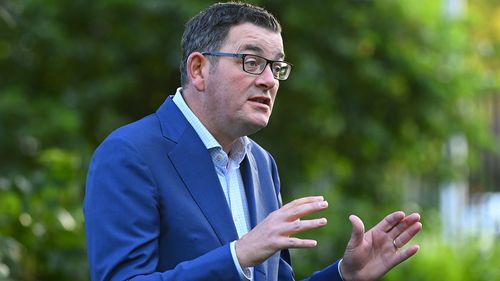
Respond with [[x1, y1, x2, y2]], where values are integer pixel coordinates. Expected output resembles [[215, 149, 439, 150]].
[[348, 214, 365, 248]]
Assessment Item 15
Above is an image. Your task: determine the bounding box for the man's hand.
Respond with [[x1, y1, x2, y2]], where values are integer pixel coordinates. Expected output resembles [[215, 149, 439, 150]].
[[340, 212, 422, 281], [235, 196, 328, 268]]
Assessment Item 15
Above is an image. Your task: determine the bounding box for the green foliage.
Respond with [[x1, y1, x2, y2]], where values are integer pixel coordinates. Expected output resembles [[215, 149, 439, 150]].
[[0, 0, 498, 280], [384, 218, 500, 281], [259, 1, 496, 274], [266, 0, 484, 192], [0, 149, 86, 280]]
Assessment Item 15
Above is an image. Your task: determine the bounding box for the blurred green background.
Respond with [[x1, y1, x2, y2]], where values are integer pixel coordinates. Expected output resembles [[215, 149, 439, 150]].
[[1, 0, 499, 280]]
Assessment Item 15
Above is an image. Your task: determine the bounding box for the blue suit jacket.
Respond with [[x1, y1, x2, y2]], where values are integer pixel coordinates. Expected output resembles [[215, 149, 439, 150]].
[[84, 97, 342, 281]]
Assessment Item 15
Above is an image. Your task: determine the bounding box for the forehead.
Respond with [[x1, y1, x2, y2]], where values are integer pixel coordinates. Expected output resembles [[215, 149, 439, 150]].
[[222, 23, 284, 60]]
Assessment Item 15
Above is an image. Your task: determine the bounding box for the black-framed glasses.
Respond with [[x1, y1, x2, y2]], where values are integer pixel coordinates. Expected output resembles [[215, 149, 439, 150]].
[[202, 52, 293, 81]]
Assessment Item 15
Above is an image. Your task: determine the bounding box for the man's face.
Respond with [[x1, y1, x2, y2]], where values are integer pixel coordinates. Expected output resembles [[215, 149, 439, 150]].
[[203, 23, 284, 144]]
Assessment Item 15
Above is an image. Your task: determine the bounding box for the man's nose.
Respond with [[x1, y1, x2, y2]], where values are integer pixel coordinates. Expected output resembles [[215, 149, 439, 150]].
[[255, 64, 277, 89]]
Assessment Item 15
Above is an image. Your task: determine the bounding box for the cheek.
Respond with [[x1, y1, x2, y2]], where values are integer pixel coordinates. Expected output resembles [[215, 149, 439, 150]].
[[270, 88, 279, 106], [212, 92, 238, 118]]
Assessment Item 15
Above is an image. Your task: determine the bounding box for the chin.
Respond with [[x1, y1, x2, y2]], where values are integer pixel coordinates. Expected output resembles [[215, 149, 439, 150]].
[[241, 120, 269, 136], [250, 121, 269, 133]]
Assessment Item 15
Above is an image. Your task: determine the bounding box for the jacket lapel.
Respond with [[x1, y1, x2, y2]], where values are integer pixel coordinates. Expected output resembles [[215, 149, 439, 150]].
[[157, 97, 238, 245]]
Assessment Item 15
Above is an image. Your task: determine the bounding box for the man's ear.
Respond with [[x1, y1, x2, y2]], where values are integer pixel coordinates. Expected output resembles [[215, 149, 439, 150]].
[[186, 52, 208, 91]]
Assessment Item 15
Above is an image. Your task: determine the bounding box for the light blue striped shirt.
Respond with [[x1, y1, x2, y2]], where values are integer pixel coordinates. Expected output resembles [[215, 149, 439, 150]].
[[172, 88, 253, 280]]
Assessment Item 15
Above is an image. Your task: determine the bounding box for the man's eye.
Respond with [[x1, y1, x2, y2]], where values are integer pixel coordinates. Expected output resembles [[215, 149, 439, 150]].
[[245, 59, 259, 68]]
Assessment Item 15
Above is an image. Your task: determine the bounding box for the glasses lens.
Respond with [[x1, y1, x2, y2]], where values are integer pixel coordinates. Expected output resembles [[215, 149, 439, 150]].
[[243, 55, 266, 74], [273, 62, 291, 80], [242, 54, 292, 80]]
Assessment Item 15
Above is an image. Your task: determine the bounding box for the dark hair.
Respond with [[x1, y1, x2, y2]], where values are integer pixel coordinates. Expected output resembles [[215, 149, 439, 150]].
[[180, 2, 281, 86]]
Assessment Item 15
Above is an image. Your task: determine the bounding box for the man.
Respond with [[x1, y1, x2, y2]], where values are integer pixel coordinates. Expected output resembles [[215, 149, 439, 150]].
[[84, 2, 422, 281]]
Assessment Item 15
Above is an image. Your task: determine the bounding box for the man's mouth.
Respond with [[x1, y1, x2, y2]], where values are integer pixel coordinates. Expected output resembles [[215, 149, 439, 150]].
[[248, 96, 271, 107]]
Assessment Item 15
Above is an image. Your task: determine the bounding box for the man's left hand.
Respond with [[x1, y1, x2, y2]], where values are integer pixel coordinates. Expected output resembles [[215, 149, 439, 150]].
[[339, 211, 422, 281]]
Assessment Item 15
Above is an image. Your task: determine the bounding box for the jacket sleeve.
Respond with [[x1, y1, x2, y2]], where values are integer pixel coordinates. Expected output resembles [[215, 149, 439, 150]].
[[83, 137, 240, 281], [304, 261, 343, 281], [278, 248, 342, 281]]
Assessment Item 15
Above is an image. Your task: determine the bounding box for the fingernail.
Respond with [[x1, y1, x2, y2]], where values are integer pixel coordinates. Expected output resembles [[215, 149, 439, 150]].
[[319, 218, 327, 225], [320, 201, 328, 208]]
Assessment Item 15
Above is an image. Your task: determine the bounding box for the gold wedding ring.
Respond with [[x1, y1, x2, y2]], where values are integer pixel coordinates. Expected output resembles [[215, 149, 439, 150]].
[[392, 239, 399, 250]]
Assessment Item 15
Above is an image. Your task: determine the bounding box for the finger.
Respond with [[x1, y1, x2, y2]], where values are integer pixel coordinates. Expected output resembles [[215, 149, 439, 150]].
[[348, 215, 365, 248], [281, 196, 325, 213], [283, 237, 319, 249], [393, 222, 422, 248], [282, 196, 325, 209], [391, 244, 420, 267], [403, 245, 420, 259], [375, 211, 406, 233], [285, 218, 328, 235], [389, 213, 421, 239], [280, 197, 328, 221]]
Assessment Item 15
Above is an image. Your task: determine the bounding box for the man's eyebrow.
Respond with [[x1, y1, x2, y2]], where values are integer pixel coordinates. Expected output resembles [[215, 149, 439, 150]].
[[238, 44, 285, 60]]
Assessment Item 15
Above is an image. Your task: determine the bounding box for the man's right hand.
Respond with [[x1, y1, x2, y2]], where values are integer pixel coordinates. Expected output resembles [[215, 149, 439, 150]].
[[235, 196, 329, 268]]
